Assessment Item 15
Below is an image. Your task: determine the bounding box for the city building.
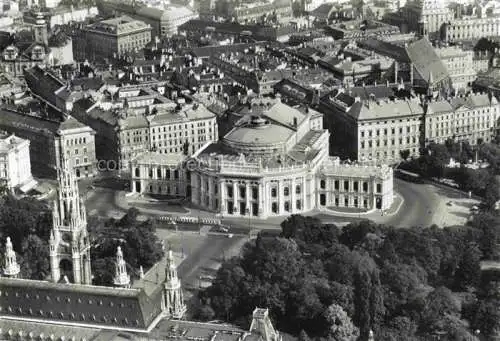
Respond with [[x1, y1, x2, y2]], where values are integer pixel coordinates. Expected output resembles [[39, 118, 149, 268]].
[[435, 45, 477, 90], [72, 91, 217, 173], [0, 108, 97, 178], [97, 0, 198, 38], [183, 98, 393, 218], [48, 6, 99, 28], [424, 92, 500, 146], [400, 0, 454, 37], [0, 132, 36, 192], [359, 37, 452, 90], [130, 152, 188, 196], [212, 0, 293, 23], [320, 87, 424, 164], [443, 16, 500, 41], [325, 20, 400, 40], [74, 16, 152, 61]]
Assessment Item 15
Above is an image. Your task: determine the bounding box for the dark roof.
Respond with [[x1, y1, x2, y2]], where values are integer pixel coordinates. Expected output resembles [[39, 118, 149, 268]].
[[405, 38, 450, 85], [0, 108, 62, 135], [71, 77, 104, 91], [349, 85, 395, 100], [0, 277, 164, 330], [273, 79, 314, 104], [358, 38, 409, 62]]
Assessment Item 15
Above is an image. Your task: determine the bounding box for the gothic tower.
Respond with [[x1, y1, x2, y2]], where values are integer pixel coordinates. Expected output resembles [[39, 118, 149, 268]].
[[163, 250, 186, 318], [249, 308, 282, 341], [113, 246, 131, 288], [3, 237, 20, 278], [33, 12, 48, 46], [50, 154, 91, 285]]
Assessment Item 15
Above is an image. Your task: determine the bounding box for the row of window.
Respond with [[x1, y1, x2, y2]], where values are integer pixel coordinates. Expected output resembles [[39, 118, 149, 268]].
[[65, 137, 87, 146], [138, 167, 180, 179], [361, 136, 418, 149], [225, 200, 302, 215], [226, 184, 302, 199], [320, 179, 382, 193], [151, 121, 213, 134], [361, 125, 419, 138]]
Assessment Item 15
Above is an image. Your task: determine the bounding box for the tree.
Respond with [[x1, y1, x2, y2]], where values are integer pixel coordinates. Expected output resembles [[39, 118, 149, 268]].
[[473, 298, 500, 337], [420, 287, 461, 334], [324, 304, 359, 341], [20, 235, 50, 280], [197, 305, 216, 321], [454, 242, 482, 290]]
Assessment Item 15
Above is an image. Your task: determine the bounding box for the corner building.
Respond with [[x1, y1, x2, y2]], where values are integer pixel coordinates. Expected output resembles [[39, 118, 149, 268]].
[[189, 98, 394, 219]]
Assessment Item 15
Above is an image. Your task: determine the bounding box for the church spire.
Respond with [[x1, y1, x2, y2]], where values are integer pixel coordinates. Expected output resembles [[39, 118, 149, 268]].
[[3, 237, 20, 278], [163, 250, 186, 319], [114, 246, 131, 288], [50, 150, 91, 285]]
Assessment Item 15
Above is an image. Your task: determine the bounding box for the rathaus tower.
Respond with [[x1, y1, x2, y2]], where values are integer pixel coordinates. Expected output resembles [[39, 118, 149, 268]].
[[49, 154, 92, 285]]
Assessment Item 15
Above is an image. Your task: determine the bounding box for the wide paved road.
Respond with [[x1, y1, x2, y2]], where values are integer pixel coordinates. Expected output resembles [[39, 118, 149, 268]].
[[82, 177, 459, 230]]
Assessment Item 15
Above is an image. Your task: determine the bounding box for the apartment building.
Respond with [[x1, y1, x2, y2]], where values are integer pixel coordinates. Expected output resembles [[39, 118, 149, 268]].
[[0, 132, 35, 191], [0, 109, 96, 178], [74, 16, 152, 60], [424, 93, 500, 146], [435, 46, 477, 90]]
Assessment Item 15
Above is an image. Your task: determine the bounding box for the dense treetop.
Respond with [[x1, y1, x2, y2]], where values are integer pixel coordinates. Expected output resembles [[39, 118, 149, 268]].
[[199, 214, 500, 341]]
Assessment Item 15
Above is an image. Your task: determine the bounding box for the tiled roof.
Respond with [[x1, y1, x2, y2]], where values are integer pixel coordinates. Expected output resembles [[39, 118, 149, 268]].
[[405, 38, 450, 85], [0, 108, 61, 135], [0, 319, 100, 341], [131, 152, 186, 166], [0, 277, 164, 330], [0, 134, 28, 153]]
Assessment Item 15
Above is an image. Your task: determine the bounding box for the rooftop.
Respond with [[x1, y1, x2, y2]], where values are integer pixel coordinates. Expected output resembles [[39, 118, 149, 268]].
[[131, 152, 186, 166], [0, 133, 28, 153], [320, 157, 393, 179], [86, 16, 151, 35]]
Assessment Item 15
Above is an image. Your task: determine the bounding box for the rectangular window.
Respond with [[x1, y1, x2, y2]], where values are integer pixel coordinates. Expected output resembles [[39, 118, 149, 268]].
[[363, 182, 368, 192], [353, 181, 358, 192], [239, 186, 246, 198], [296, 200, 302, 210], [271, 188, 277, 198], [284, 201, 290, 212], [228, 201, 234, 214], [376, 184, 382, 193], [344, 197, 349, 207], [227, 185, 233, 198], [252, 187, 258, 200], [344, 181, 349, 191], [252, 203, 259, 216], [334, 180, 339, 190], [272, 202, 278, 213]]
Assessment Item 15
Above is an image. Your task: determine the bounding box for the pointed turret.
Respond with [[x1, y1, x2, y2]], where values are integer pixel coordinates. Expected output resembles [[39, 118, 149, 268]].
[[113, 246, 131, 288], [163, 250, 186, 319], [50, 151, 91, 285], [250, 308, 282, 341], [3, 237, 20, 278]]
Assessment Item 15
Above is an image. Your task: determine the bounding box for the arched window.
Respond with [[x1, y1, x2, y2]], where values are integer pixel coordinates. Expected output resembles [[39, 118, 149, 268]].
[[271, 188, 277, 197], [284, 187, 289, 196]]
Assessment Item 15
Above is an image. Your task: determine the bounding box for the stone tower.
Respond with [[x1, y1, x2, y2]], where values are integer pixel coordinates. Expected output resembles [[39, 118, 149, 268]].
[[50, 154, 91, 285], [249, 308, 282, 341], [163, 250, 186, 318], [33, 12, 48, 46], [3, 237, 20, 278], [113, 246, 131, 288]]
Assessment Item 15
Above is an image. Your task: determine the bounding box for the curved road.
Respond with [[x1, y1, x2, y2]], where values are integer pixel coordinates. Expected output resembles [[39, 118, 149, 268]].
[[82, 178, 459, 230]]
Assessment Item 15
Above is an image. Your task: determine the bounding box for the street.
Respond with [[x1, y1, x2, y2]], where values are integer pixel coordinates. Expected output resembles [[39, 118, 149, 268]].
[[80, 177, 478, 231]]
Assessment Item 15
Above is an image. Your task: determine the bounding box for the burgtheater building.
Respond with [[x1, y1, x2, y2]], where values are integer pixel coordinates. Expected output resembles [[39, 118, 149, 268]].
[[184, 98, 394, 218]]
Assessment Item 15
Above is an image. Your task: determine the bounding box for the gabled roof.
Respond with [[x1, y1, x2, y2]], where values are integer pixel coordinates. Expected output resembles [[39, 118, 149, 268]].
[[405, 38, 449, 86]]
